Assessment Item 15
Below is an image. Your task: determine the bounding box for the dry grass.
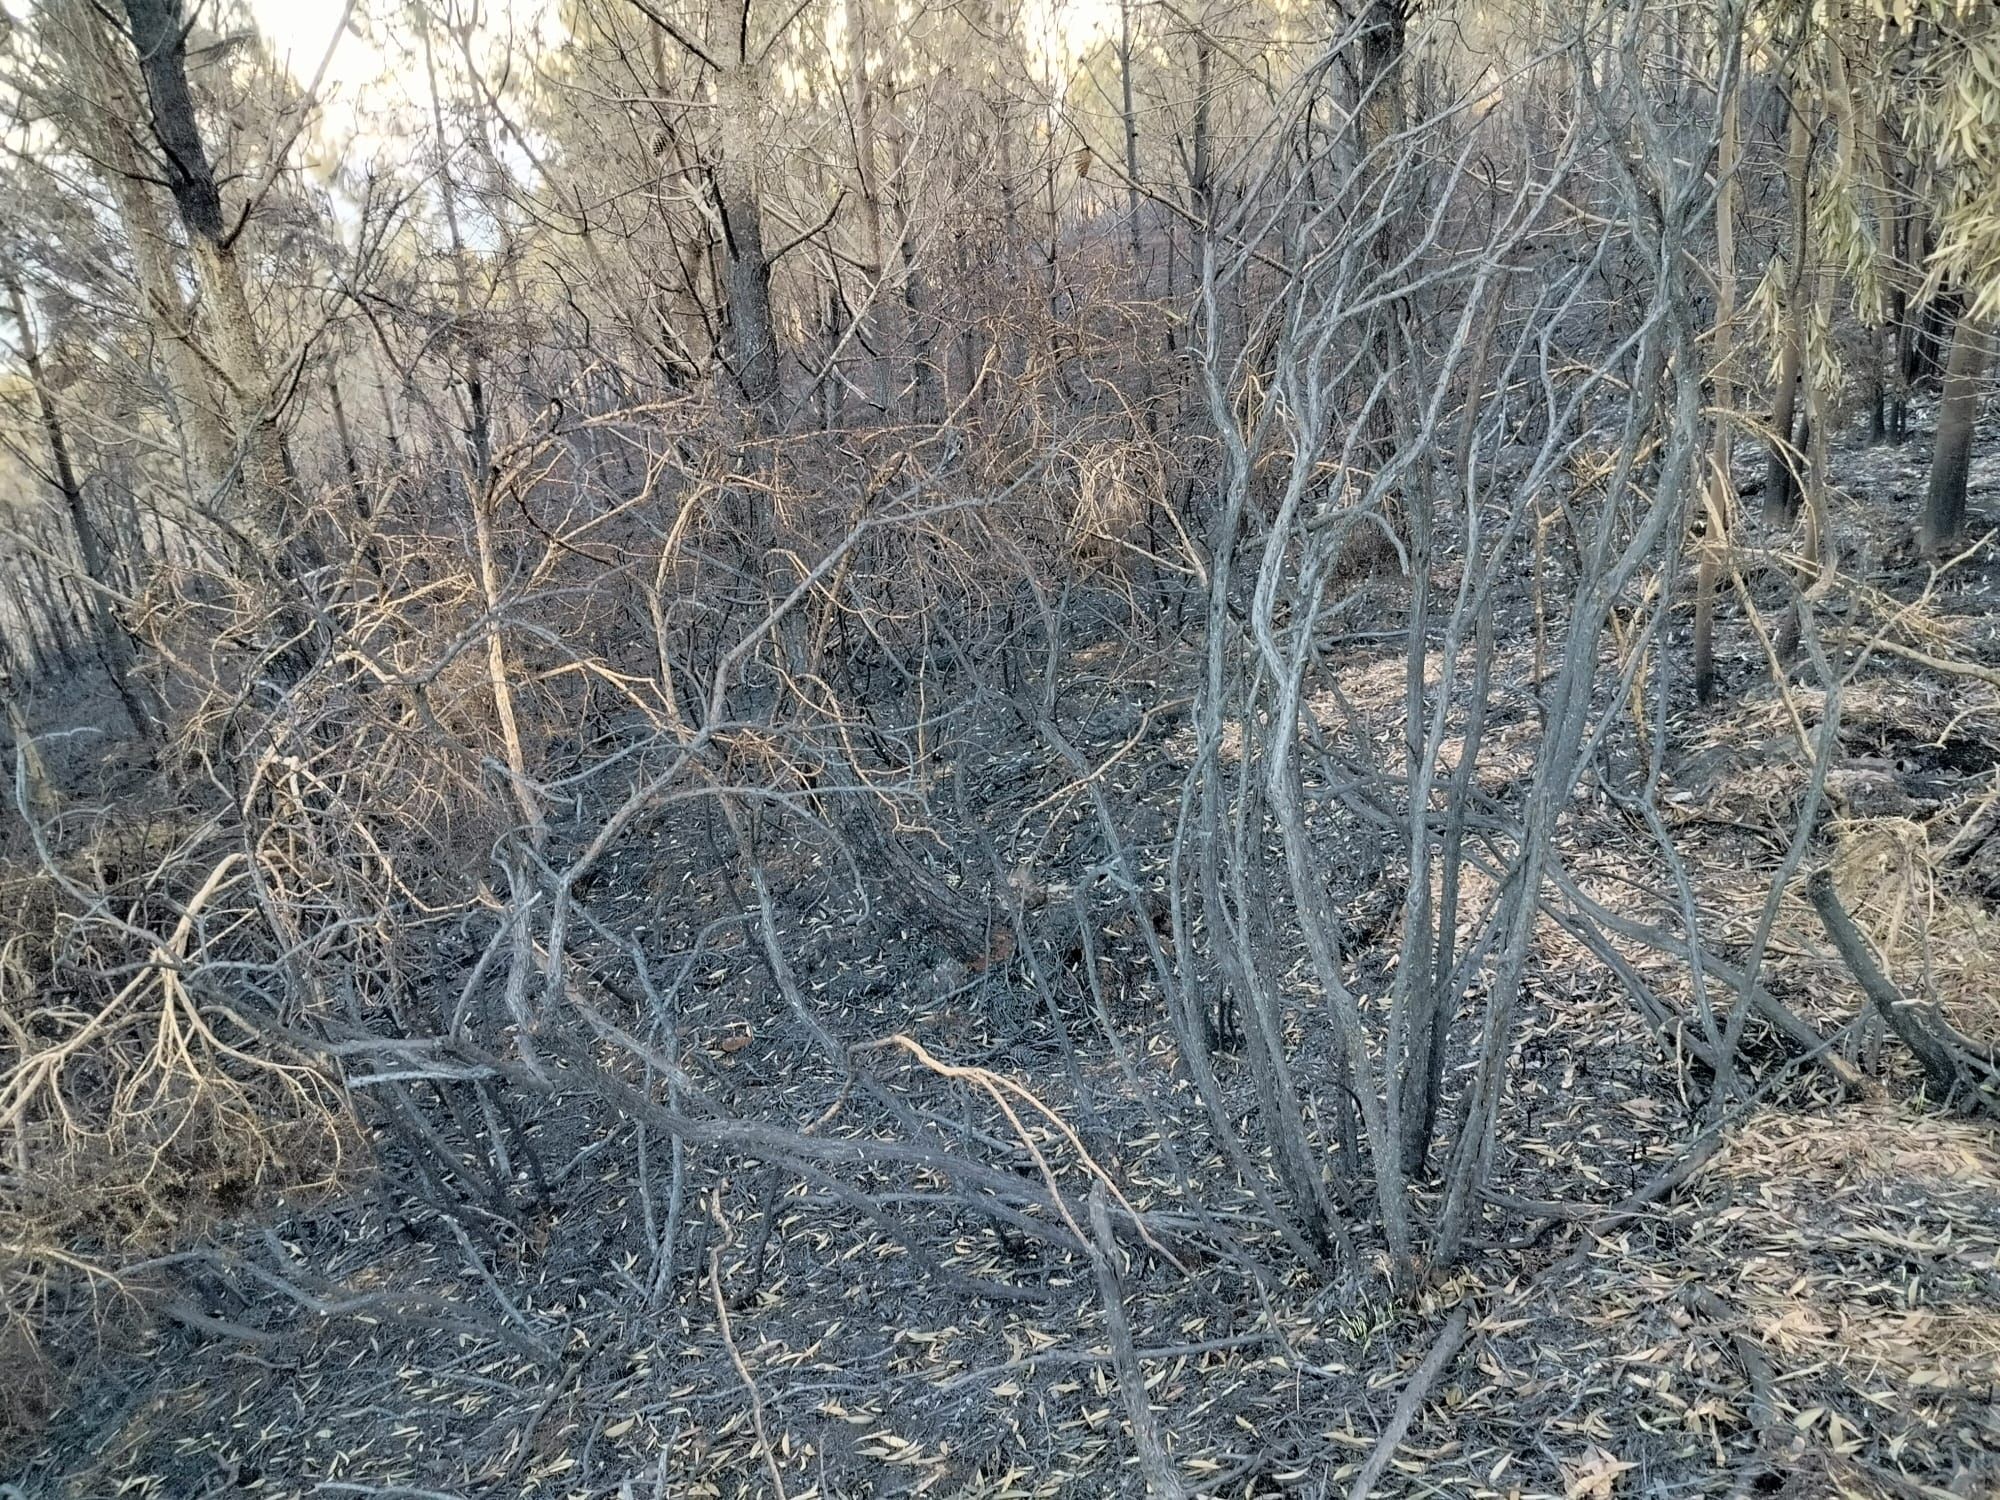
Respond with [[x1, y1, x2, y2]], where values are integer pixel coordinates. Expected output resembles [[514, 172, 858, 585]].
[[1822, 816, 2000, 1049]]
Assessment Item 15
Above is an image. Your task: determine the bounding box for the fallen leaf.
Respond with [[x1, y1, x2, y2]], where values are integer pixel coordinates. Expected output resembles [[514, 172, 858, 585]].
[[1564, 1445, 1636, 1498]]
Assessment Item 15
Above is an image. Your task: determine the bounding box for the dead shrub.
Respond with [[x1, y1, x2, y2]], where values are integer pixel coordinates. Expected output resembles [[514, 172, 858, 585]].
[[0, 833, 361, 1447]]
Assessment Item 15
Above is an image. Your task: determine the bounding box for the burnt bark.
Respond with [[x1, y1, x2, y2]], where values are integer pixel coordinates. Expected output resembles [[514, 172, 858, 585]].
[[708, 0, 781, 424], [119, 0, 293, 544], [1919, 314, 1991, 555], [4, 270, 151, 736]]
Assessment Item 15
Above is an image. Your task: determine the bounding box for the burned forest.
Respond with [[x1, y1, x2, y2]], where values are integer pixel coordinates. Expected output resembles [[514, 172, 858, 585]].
[[4, 0, 2000, 1494]]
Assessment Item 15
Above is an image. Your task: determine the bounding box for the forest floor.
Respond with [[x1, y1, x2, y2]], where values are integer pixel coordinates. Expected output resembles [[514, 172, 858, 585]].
[[10, 414, 2000, 1500]]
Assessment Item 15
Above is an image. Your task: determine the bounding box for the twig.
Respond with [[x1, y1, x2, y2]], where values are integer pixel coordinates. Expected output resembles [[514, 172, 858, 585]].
[[1087, 1183, 1187, 1499], [1830, 631, 2000, 691], [498, 1325, 618, 1486], [709, 1216, 787, 1499], [1345, 1305, 1471, 1500], [936, 1330, 1279, 1394], [440, 1214, 556, 1359], [1806, 867, 1992, 1110], [874, 1032, 1183, 1269], [1682, 1286, 1774, 1431], [1683, 1285, 1780, 1494]]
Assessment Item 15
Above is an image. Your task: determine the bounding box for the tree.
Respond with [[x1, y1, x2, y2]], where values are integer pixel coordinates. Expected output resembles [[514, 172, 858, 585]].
[[1921, 314, 1990, 551], [1693, 60, 1740, 704], [35, 0, 233, 497], [1760, 78, 1814, 528], [2, 266, 150, 734], [649, 0, 788, 422], [118, 0, 292, 544], [1902, 1, 2000, 551]]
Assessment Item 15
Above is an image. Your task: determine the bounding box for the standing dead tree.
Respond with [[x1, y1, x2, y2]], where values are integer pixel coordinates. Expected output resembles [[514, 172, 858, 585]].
[[1, 267, 151, 735], [118, 0, 294, 547]]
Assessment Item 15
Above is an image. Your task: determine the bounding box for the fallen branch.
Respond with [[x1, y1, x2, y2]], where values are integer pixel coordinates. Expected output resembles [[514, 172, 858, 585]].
[[710, 1211, 788, 1500], [1683, 1285, 1781, 1490], [1345, 1305, 1471, 1500], [1806, 868, 1995, 1112], [1087, 1183, 1187, 1500]]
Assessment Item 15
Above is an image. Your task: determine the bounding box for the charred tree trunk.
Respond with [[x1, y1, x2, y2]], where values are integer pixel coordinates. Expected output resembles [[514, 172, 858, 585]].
[[843, 0, 893, 415], [709, 0, 781, 426], [878, 65, 937, 423], [1762, 97, 1812, 527], [1694, 74, 1740, 704], [119, 0, 292, 545], [1920, 314, 1991, 555], [4, 271, 152, 735], [1356, 0, 1408, 141], [56, 0, 232, 496], [1118, 0, 1149, 289]]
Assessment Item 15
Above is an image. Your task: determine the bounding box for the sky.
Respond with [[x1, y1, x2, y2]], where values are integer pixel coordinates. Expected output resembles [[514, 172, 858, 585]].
[[244, 0, 566, 86], [241, 0, 1115, 160], [243, 0, 400, 115], [241, 0, 565, 162]]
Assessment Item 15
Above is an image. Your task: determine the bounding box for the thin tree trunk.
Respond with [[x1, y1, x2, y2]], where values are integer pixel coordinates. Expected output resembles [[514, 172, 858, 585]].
[[709, 0, 781, 425], [1801, 263, 1840, 570], [1762, 95, 1811, 527], [879, 64, 936, 422], [1118, 0, 1147, 287], [421, 16, 544, 849], [843, 0, 893, 414], [4, 270, 151, 736], [421, 20, 490, 477], [120, 0, 292, 544], [60, 0, 232, 495], [1694, 74, 1739, 704], [1920, 315, 1991, 555], [328, 368, 369, 522]]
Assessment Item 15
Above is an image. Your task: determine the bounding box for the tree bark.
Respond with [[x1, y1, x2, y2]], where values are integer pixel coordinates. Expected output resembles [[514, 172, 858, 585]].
[[1762, 97, 1811, 527], [4, 271, 152, 735], [119, 0, 291, 543], [708, 0, 781, 424], [1920, 314, 1991, 555]]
